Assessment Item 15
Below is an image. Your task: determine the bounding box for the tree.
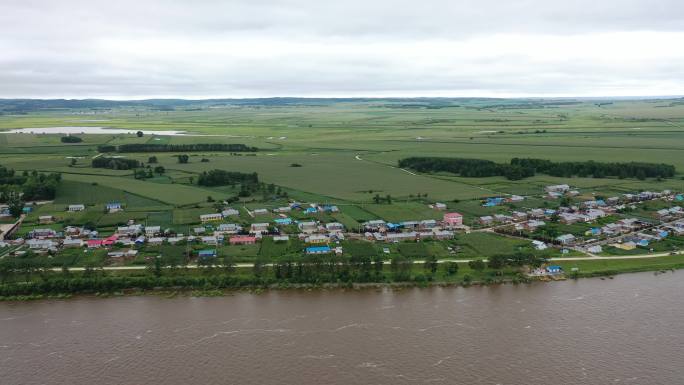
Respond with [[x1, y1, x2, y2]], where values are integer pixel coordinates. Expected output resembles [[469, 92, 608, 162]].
[[70, 158, 77, 166], [385, 194, 392, 204], [153, 166, 165, 175], [444, 261, 459, 276], [222, 255, 236, 274], [207, 196, 215, 202], [148, 156, 158, 164], [136, 131, 144, 137], [423, 255, 438, 275], [177, 154, 189, 164], [6, 191, 23, 218], [468, 259, 486, 272]]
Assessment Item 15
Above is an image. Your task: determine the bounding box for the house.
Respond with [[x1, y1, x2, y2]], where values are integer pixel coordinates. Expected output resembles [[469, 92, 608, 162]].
[[87, 239, 103, 248], [306, 246, 331, 254], [62, 238, 83, 248], [145, 226, 161, 236], [229, 235, 257, 245], [106, 202, 123, 213], [252, 208, 269, 216], [325, 222, 345, 232], [511, 211, 528, 221], [479, 216, 494, 225], [68, 204, 85, 212], [587, 245, 603, 253], [250, 223, 270, 234], [363, 220, 386, 231], [273, 235, 289, 242], [274, 218, 293, 226], [39, 215, 54, 224], [193, 227, 206, 235], [546, 265, 563, 274], [385, 231, 418, 242], [167, 236, 185, 245], [443, 212, 463, 227], [585, 209, 607, 221], [298, 221, 319, 233], [433, 230, 455, 240], [221, 208, 240, 218], [201, 236, 218, 245], [305, 234, 329, 244], [273, 206, 292, 213], [524, 220, 546, 230], [117, 224, 142, 236], [614, 241, 637, 250], [509, 195, 525, 202], [419, 219, 438, 229], [434, 202, 447, 211], [148, 237, 164, 246], [483, 197, 504, 207], [531, 240, 547, 250], [200, 213, 222, 223], [198, 249, 217, 259], [556, 234, 576, 245], [545, 184, 570, 193], [216, 223, 241, 234], [27, 239, 56, 249], [30, 228, 58, 239]]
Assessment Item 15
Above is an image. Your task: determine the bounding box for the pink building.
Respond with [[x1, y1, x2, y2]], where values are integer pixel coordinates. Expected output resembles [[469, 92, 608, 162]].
[[443, 212, 463, 227], [229, 236, 257, 245], [86, 239, 103, 248]]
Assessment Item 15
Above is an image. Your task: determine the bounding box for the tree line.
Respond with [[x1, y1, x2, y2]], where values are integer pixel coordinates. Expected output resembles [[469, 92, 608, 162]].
[[399, 157, 675, 180], [91, 157, 142, 170], [97, 143, 258, 153]]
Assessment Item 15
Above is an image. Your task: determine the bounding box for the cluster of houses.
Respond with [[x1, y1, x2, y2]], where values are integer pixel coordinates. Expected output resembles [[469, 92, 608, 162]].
[[67, 203, 122, 213], [361, 212, 463, 243]]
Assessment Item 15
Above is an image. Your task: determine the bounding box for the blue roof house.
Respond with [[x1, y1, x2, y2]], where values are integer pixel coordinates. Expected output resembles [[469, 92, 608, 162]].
[[546, 265, 563, 274], [274, 218, 293, 225], [198, 249, 217, 258], [306, 246, 331, 254]]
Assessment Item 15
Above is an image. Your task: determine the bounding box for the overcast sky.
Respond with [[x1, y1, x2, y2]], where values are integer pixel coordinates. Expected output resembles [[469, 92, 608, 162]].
[[1, 0, 683, 99]]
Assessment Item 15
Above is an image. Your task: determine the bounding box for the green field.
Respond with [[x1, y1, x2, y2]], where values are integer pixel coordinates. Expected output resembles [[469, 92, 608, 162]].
[[2, 98, 684, 264]]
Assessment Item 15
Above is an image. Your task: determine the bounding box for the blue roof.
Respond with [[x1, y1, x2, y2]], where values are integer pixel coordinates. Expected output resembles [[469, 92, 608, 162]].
[[638, 239, 649, 246], [306, 246, 331, 253], [387, 223, 400, 229], [659, 230, 669, 237], [274, 218, 292, 225], [304, 207, 317, 213], [198, 249, 216, 257], [676, 194, 684, 201]]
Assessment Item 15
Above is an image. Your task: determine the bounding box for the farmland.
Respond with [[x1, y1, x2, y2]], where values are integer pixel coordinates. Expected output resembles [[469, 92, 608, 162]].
[[2, 97, 684, 292]]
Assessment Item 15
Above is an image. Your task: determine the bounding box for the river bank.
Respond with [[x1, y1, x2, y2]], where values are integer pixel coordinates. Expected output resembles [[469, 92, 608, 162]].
[[2, 256, 682, 301]]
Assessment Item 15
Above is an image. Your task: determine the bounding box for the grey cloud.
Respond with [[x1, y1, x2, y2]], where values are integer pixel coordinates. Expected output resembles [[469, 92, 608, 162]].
[[0, 0, 683, 98]]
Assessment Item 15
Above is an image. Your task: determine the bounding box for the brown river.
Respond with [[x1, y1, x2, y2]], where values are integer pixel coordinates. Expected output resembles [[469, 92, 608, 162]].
[[2, 272, 683, 385]]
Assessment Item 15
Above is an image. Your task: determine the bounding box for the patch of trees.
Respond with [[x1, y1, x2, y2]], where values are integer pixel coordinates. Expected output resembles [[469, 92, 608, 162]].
[[0, 168, 62, 214], [115, 143, 258, 153], [399, 157, 676, 180], [97, 145, 116, 153], [197, 169, 259, 187], [60, 136, 82, 143], [92, 157, 141, 170]]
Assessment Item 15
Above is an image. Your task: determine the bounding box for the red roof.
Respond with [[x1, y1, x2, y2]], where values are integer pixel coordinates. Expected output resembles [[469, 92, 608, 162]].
[[87, 239, 103, 247], [229, 236, 256, 244], [444, 212, 463, 218]]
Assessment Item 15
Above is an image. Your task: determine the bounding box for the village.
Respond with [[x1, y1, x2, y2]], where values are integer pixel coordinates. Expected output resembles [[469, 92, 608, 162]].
[[1, 181, 683, 276]]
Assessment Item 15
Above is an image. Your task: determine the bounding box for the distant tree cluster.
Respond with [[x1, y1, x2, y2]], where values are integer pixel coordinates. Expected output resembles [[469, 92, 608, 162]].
[[91, 157, 141, 170], [114, 143, 258, 153], [97, 145, 116, 153], [0, 167, 62, 216], [60, 136, 82, 143], [510, 158, 675, 180], [197, 169, 259, 187], [399, 157, 676, 180]]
